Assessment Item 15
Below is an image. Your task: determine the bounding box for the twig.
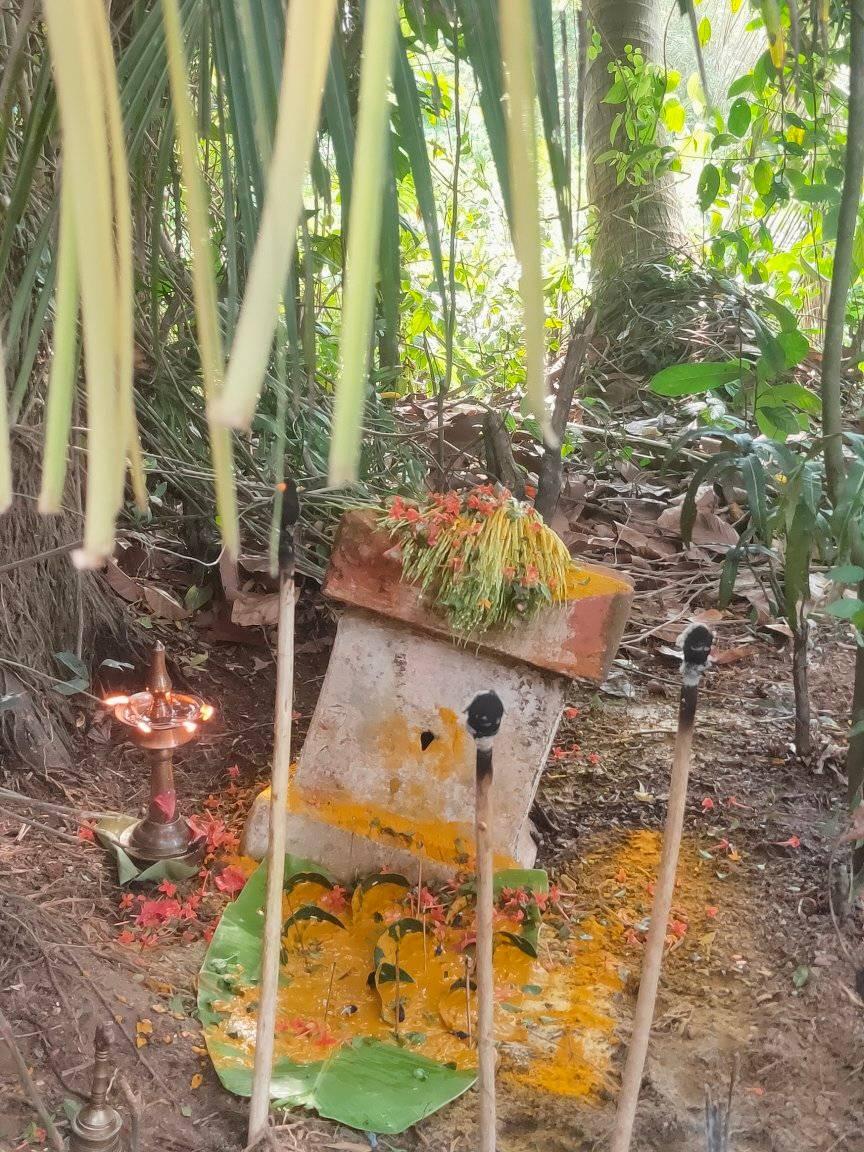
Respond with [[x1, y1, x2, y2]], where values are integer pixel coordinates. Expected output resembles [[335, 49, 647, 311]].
[[467, 691, 505, 1152], [323, 961, 337, 1027], [118, 1074, 143, 1152], [0, 1005, 65, 1152], [0, 787, 118, 822], [0, 805, 82, 845], [610, 625, 713, 1152], [248, 480, 299, 1145]]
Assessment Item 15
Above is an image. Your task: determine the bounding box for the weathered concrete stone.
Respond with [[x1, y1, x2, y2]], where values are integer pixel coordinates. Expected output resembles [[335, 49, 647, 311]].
[[243, 510, 633, 879], [242, 611, 564, 878]]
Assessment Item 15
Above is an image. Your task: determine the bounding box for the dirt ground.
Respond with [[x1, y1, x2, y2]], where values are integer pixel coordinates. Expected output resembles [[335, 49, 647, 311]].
[[1, 576, 863, 1152]]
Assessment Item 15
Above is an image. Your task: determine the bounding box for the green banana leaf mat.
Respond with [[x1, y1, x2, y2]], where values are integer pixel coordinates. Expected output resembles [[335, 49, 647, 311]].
[[198, 855, 547, 1134]]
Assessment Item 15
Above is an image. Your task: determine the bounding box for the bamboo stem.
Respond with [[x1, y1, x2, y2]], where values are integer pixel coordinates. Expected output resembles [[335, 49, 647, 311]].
[[609, 625, 712, 1152], [475, 750, 495, 1151], [467, 690, 504, 1152], [248, 482, 299, 1145]]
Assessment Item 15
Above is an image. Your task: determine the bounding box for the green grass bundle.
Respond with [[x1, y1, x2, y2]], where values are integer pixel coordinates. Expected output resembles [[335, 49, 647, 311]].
[[381, 486, 572, 635]]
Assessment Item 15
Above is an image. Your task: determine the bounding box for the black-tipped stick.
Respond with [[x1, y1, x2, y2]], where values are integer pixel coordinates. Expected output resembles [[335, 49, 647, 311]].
[[467, 690, 504, 1152], [610, 625, 713, 1152], [248, 480, 299, 1145]]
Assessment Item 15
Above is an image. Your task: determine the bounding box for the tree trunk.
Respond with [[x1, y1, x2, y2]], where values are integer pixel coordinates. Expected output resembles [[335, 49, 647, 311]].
[[584, 0, 687, 279], [535, 313, 595, 523]]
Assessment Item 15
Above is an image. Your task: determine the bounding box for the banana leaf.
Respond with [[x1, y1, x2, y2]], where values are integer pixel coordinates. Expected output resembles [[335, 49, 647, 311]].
[[198, 855, 477, 1133]]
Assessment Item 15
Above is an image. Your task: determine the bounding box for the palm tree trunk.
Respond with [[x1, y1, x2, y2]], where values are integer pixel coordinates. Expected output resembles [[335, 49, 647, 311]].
[[584, 0, 687, 279]]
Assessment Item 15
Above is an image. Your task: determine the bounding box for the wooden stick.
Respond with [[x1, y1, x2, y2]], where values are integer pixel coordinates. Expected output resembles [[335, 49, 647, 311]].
[[467, 690, 504, 1152], [610, 625, 713, 1152], [248, 481, 299, 1146]]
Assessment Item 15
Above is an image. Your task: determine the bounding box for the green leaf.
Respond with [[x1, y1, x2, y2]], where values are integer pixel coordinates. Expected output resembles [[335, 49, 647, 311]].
[[740, 455, 768, 542], [532, 0, 571, 246], [784, 504, 814, 627], [662, 98, 685, 133], [794, 183, 841, 205], [457, 0, 510, 218], [756, 405, 800, 440], [697, 16, 711, 45], [494, 930, 538, 959], [55, 650, 88, 680], [853, 220, 864, 281], [753, 158, 773, 197], [757, 295, 799, 333], [650, 359, 743, 397], [727, 74, 753, 98], [283, 871, 334, 895], [500, 0, 550, 440], [753, 319, 786, 378], [393, 35, 446, 300], [200, 856, 476, 1131], [323, 35, 355, 220], [776, 331, 810, 369], [492, 868, 548, 895], [51, 650, 90, 695], [184, 584, 214, 611], [792, 964, 810, 989], [329, 0, 399, 485], [829, 565, 864, 585], [727, 97, 752, 137], [214, 0, 337, 432], [283, 905, 346, 931], [687, 71, 706, 108], [602, 79, 628, 104], [719, 547, 743, 607], [697, 163, 721, 211], [757, 382, 820, 414], [375, 963, 416, 986], [825, 598, 864, 621]]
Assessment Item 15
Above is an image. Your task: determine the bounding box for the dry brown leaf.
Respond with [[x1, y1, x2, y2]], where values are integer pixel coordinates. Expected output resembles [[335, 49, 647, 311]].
[[190, 1073, 203, 1090], [692, 608, 724, 624], [657, 505, 738, 548], [142, 585, 190, 621], [712, 645, 753, 665], [104, 559, 143, 603], [617, 524, 677, 559], [231, 591, 280, 627]]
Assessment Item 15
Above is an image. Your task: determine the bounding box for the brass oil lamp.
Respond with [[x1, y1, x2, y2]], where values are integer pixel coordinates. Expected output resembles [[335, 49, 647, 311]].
[[106, 641, 213, 866], [68, 1024, 123, 1152]]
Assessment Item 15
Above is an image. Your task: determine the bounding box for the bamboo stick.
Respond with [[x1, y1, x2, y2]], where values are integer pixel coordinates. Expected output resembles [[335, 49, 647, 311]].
[[467, 690, 505, 1152], [609, 624, 713, 1152], [247, 480, 299, 1145]]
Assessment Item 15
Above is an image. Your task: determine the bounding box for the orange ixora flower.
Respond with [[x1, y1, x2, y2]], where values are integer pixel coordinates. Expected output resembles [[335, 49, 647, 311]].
[[381, 485, 571, 634]]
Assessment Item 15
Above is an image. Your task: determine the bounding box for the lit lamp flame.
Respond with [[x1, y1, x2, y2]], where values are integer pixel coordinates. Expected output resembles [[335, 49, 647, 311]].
[[104, 694, 130, 707], [182, 720, 198, 734], [137, 719, 153, 735], [199, 703, 215, 722]]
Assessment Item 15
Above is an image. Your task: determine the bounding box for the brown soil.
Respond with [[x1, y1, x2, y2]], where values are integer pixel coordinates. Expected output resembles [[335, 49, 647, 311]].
[[1, 579, 862, 1152]]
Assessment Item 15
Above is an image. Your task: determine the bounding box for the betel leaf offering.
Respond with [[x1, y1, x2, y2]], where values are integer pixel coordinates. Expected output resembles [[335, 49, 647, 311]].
[[381, 486, 576, 634]]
